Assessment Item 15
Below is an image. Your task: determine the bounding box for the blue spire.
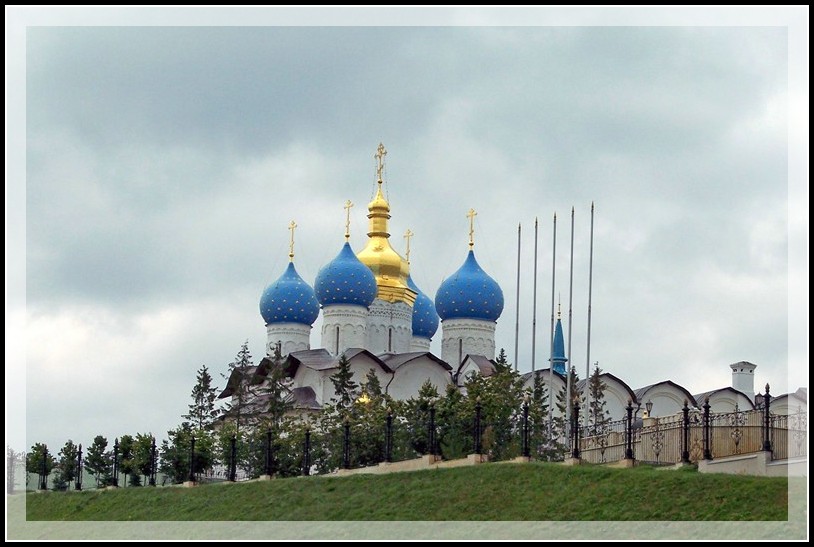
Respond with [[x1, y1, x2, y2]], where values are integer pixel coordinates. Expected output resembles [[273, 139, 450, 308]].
[[550, 317, 568, 375]]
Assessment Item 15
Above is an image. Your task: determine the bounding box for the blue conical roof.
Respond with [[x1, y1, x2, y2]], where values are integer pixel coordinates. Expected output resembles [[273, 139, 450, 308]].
[[259, 262, 320, 326], [407, 274, 439, 339], [314, 242, 377, 308], [435, 250, 504, 321], [550, 318, 568, 375]]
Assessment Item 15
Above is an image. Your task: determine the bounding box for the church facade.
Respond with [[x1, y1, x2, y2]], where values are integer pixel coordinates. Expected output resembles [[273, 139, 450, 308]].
[[256, 144, 504, 409]]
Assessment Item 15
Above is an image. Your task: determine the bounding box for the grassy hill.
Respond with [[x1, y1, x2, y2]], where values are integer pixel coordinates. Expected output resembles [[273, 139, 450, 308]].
[[23, 462, 795, 522]]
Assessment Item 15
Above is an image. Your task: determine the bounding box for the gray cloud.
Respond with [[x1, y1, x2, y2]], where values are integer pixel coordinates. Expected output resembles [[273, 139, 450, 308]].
[[20, 23, 797, 452]]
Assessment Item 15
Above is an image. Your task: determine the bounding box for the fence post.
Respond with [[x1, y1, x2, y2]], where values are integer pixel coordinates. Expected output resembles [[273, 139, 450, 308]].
[[681, 400, 690, 463], [112, 438, 119, 487], [572, 399, 581, 459], [522, 394, 530, 458], [75, 444, 83, 491], [385, 409, 393, 463], [148, 437, 157, 486], [474, 397, 483, 455], [229, 434, 237, 482], [302, 427, 311, 476], [39, 447, 48, 490], [702, 397, 712, 460], [625, 399, 634, 460], [342, 419, 351, 469], [188, 435, 196, 483], [428, 402, 437, 457], [762, 383, 772, 452], [264, 428, 273, 477]]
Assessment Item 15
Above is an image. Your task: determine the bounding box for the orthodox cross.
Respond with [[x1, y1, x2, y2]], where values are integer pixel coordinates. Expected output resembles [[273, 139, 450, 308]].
[[344, 200, 354, 241], [467, 208, 477, 249], [288, 220, 297, 261], [404, 229, 414, 264], [375, 142, 387, 182]]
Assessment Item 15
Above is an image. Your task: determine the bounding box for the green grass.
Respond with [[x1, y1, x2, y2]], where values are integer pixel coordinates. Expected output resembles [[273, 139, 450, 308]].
[[24, 462, 791, 521]]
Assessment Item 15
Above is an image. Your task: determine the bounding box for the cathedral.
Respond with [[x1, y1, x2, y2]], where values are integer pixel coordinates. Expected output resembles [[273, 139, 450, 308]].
[[254, 143, 508, 410], [227, 143, 804, 423]]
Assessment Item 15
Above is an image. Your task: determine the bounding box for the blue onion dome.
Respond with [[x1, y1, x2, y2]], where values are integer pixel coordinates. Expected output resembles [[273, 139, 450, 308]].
[[259, 262, 320, 325], [435, 250, 504, 321], [314, 242, 378, 308], [407, 274, 439, 339]]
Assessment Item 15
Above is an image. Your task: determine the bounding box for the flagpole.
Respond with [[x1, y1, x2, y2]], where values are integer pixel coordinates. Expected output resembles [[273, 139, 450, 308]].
[[548, 212, 557, 437], [531, 218, 538, 373], [514, 223, 521, 373], [565, 206, 575, 433], [584, 202, 595, 428]]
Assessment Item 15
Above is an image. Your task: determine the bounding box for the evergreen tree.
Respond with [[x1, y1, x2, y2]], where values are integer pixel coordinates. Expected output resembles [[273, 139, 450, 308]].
[[159, 424, 216, 484], [132, 433, 155, 485], [84, 435, 111, 488], [260, 345, 293, 430], [553, 367, 582, 451], [118, 434, 135, 487], [494, 348, 511, 373], [56, 439, 79, 488], [528, 371, 553, 459], [221, 340, 255, 434], [588, 363, 610, 435], [184, 365, 220, 430], [25, 443, 55, 489], [329, 353, 358, 411]]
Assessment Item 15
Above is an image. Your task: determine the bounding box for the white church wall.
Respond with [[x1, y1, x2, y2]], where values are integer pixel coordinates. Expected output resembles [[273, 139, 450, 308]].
[[409, 337, 431, 352], [265, 322, 311, 358], [321, 305, 368, 356], [441, 319, 496, 366], [366, 299, 413, 354], [704, 391, 755, 414], [387, 358, 452, 400]]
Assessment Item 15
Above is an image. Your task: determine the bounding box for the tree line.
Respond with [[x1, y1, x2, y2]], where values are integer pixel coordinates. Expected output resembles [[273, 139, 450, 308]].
[[19, 341, 611, 490]]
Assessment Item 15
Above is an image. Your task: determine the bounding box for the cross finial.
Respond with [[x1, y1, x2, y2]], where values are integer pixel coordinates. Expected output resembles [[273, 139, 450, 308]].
[[467, 208, 477, 249], [343, 200, 354, 241], [375, 142, 387, 183], [404, 229, 414, 264], [288, 220, 297, 261]]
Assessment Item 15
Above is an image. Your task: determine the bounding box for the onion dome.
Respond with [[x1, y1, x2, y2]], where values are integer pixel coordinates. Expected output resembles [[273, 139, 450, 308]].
[[314, 242, 378, 308], [407, 274, 439, 339], [259, 262, 320, 326], [435, 250, 504, 321]]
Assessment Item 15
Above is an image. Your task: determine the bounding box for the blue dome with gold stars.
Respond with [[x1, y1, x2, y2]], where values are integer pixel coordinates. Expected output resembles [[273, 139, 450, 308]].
[[407, 274, 439, 339], [314, 242, 378, 308], [260, 262, 320, 325], [435, 251, 504, 321]]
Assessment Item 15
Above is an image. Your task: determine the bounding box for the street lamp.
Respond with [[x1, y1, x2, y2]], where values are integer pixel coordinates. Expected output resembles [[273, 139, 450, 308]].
[[645, 399, 653, 418]]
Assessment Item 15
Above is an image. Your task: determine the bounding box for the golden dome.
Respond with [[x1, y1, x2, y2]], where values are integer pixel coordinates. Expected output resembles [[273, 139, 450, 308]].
[[355, 144, 416, 306]]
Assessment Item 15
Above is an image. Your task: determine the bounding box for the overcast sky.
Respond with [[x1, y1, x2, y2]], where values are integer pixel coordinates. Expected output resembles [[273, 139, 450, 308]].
[[6, 8, 808, 455]]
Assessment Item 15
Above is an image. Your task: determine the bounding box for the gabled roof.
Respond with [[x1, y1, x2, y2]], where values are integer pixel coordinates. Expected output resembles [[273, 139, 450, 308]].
[[692, 386, 755, 409], [456, 354, 498, 379], [379, 351, 453, 372], [634, 380, 698, 408], [284, 348, 392, 376]]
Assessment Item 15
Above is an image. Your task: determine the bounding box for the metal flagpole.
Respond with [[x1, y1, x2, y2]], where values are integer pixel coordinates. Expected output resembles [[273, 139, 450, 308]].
[[514, 223, 521, 372], [566, 206, 575, 434], [584, 202, 594, 428], [548, 213, 557, 436], [531, 218, 538, 372]]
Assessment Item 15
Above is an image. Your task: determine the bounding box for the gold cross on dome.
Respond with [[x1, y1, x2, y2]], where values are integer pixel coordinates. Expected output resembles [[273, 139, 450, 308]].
[[375, 142, 387, 183], [288, 220, 297, 261], [344, 200, 354, 240], [404, 229, 414, 264], [467, 208, 477, 249]]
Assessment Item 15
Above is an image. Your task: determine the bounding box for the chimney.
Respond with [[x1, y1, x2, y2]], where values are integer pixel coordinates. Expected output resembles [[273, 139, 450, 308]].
[[730, 361, 757, 396]]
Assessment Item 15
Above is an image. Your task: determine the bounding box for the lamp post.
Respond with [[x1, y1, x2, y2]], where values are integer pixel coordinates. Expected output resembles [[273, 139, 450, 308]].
[[428, 401, 437, 457], [522, 393, 530, 459], [645, 400, 653, 419]]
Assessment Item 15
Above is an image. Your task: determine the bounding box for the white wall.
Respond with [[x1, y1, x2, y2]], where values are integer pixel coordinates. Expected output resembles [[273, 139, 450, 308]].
[[387, 357, 451, 400], [366, 299, 413, 354], [321, 305, 368, 356], [440, 318, 496, 366], [265, 322, 311, 357]]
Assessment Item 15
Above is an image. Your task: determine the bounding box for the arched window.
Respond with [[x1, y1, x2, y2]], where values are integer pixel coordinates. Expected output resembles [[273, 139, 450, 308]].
[[335, 326, 340, 356]]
